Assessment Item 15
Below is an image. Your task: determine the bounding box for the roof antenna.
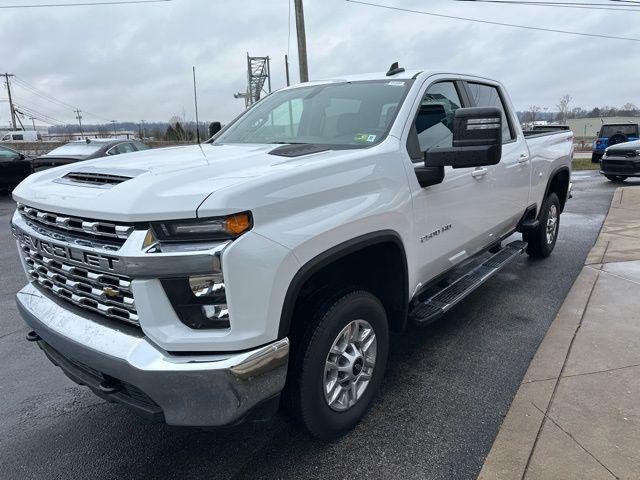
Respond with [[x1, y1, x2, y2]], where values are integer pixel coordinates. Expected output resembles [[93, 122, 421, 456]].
[[192, 66, 201, 144], [386, 62, 405, 77]]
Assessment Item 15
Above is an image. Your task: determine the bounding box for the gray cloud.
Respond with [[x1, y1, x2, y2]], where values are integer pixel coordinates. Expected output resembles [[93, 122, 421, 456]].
[[1, 0, 639, 127]]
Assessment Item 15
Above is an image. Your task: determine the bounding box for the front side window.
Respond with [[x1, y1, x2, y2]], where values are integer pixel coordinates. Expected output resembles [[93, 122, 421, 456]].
[[213, 80, 413, 148], [466, 82, 514, 142], [413, 81, 462, 152]]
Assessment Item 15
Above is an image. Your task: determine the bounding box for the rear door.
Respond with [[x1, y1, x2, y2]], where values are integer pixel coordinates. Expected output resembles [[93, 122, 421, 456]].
[[463, 81, 531, 237]]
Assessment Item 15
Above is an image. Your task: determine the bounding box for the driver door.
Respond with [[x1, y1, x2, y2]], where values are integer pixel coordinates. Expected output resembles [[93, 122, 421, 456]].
[[405, 79, 497, 285]]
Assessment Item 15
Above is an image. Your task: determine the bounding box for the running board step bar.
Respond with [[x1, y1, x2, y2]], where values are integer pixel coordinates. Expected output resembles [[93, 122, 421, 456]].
[[409, 240, 528, 325]]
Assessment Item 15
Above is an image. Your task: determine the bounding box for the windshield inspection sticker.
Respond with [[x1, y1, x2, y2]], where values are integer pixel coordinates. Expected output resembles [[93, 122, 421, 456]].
[[354, 134, 377, 143]]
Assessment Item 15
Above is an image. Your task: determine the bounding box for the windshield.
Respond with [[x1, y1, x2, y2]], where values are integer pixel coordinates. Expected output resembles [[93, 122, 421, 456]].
[[213, 80, 413, 148], [600, 125, 639, 137], [46, 143, 103, 157]]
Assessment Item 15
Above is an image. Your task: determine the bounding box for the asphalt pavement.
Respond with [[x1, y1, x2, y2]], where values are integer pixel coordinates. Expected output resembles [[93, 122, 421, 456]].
[[0, 170, 626, 480]]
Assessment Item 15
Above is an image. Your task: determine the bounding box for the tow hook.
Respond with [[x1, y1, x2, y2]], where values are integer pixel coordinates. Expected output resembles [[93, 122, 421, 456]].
[[26, 330, 41, 342]]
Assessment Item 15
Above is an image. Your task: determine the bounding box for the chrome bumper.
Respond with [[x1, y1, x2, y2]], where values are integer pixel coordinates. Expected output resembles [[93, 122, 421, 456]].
[[16, 283, 289, 427]]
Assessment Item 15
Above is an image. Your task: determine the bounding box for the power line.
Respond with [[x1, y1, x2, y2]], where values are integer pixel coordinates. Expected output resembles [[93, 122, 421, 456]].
[[0, 0, 171, 9], [453, 0, 640, 11], [13, 75, 112, 122], [345, 0, 640, 41], [12, 76, 77, 109]]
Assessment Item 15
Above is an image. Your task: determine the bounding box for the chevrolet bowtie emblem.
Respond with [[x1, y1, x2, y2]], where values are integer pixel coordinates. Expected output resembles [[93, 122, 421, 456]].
[[103, 287, 120, 298]]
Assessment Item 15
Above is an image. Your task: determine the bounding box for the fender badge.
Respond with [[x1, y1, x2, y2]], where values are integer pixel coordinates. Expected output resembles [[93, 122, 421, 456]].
[[420, 224, 452, 243]]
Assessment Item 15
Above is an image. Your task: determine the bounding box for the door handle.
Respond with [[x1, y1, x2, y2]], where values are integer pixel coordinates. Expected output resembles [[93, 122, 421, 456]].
[[518, 154, 530, 164], [471, 167, 488, 178]]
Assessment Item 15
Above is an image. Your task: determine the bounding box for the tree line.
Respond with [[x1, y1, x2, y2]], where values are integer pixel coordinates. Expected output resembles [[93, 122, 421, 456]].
[[518, 94, 639, 125]]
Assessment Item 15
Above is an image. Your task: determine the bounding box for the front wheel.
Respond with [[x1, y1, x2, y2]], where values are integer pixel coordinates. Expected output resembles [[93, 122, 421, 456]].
[[605, 175, 627, 183], [285, 289, 389, 439], [525, 193, 560, 259]]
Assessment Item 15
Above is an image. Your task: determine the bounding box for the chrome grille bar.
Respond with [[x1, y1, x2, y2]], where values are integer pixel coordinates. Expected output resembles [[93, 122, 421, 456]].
[[17, 203, 134, 241], [19, 242, 139, 326]]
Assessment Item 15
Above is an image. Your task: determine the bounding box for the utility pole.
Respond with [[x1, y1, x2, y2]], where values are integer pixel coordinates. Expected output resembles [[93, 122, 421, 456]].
[[74, 109, 84, 138], [3, 73, 17, 130], [110, 120, 117, 138], [294, 0, 309, 83], [140, 120, 146, 139]]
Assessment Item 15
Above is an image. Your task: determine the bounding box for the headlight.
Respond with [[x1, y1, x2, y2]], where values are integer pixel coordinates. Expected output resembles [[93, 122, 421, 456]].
[[161, 273, 230, 329], [152, 212, 252, 242]]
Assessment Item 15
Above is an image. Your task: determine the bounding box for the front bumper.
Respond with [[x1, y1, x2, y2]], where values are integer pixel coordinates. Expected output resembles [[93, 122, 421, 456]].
[[16, 283, 289, 427], [600, 158, 640, 177]]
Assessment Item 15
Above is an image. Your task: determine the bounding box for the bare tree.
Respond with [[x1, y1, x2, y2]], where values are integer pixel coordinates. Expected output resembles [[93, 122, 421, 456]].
[[527, 105, 541, 126], [556, 94, 572, 124]]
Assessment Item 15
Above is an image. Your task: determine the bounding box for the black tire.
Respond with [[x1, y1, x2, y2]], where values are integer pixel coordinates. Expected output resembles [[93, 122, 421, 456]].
[[524, 192, 560, 259], [608, 133, 628, 147], [284, 289, 389, 439], [605, 175, 627, 183], [591, 152, 601, 163]]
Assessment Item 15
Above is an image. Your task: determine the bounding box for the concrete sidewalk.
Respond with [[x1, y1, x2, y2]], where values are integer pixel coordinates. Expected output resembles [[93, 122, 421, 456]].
[[479, 187, 640, 480]]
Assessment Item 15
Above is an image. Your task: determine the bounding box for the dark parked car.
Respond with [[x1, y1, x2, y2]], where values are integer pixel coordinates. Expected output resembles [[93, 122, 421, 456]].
[[0, 145, 32, 192], [599, 139, 640, 183], [31, 138, 150, 172]]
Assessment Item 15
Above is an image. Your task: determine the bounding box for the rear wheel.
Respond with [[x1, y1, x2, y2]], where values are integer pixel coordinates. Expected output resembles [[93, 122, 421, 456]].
[[525, 193, 560, 259], [285, 289, 389, 439], [605, 175, 627, 183]]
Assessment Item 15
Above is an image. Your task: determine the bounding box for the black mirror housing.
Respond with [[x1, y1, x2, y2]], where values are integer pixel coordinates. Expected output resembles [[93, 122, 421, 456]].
[[425, 107, 503, 169]]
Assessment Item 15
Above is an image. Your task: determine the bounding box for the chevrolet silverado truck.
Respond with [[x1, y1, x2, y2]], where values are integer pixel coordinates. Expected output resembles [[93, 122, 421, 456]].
[[11, 65, 573, 439]]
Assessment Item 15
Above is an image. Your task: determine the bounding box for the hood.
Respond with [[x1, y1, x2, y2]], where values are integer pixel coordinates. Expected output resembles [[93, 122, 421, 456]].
[[12, 143, 352, 222], [607, 140, 640, 150]]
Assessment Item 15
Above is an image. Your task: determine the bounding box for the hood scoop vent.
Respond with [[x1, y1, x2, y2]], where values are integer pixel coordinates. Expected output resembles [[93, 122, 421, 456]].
[[63, 171, 133, 185], [54, 166, 147, 188]]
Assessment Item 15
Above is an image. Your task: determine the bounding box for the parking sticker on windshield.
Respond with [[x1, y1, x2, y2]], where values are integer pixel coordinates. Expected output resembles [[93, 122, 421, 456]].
[[354, 134, 377, 143], [387, 81, 405, 86]]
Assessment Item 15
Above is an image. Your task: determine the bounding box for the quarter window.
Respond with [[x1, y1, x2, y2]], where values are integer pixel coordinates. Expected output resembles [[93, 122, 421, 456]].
[[413, 81, 462, 152], [466, 83, 514, 142]]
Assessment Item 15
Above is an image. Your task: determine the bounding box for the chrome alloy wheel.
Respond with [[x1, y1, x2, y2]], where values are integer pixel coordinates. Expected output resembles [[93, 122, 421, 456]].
[[323, 319, 377, 412], [546, 204, 558, 245]]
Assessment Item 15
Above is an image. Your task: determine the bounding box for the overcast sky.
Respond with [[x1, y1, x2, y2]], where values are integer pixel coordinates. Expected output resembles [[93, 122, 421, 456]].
[[1, 0, 639, 128]]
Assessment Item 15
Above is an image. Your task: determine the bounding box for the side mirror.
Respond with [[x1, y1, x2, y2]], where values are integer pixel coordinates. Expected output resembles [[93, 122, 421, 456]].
[[425, 107, 502, 169]]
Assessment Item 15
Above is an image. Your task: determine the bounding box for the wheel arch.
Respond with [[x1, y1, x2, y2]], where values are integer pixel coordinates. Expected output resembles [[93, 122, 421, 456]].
[[278, 230, 409, 339], [543, 166, 571, 213]]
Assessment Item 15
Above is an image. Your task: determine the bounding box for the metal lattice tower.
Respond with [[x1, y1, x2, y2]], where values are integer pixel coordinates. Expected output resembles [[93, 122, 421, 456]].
[[234, 54, 271, 108]]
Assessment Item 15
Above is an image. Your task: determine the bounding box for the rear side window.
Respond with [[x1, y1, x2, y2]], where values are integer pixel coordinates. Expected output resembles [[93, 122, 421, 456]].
[[466, 83, 514, 142], [111, 143, 136, 155], [414, 81, 462, 152]]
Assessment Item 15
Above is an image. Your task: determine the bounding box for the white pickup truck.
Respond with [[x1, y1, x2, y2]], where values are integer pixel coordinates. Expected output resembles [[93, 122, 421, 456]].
[[11, 65, 573, 439]]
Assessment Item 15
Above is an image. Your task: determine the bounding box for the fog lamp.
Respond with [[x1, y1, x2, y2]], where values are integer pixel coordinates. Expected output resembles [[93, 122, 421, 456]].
[[161, 275, 230, 330]]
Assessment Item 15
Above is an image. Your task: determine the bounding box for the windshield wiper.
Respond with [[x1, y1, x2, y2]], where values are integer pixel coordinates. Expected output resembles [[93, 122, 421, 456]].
[[268, 141, 311, 145]]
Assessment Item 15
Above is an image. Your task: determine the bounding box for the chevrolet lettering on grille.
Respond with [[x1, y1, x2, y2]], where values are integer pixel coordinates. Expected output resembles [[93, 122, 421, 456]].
[[13, 228, 121, 272]]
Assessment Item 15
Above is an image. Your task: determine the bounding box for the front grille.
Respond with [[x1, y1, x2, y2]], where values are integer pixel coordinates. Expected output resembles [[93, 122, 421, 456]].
[[606, 150, 637, 159], [17, 203, 134, 243], [63, 172, 132, 186], [19, 242, 139, 325]]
